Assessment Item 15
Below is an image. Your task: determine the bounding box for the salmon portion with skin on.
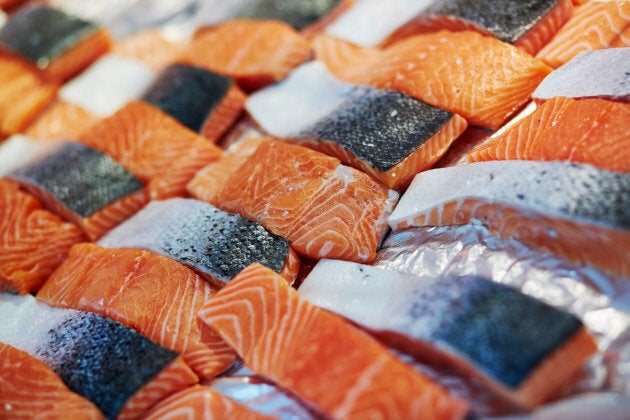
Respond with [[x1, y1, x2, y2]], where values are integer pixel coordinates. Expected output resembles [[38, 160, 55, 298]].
[[197, 263, 470, 419], [188, 138, 398, 263], [314, 30, 552, 129]]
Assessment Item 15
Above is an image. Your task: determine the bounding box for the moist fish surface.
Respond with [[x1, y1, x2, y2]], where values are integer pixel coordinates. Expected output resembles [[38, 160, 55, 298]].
[[246, 61, 467, 189], [299, 260, 598, 408], [97, 198, 299, 287], [187, 138, 398, 263], [0, 343, 104, 419], [5, 139, 147, 240], [37, 242, 239, 379], [0, 178, 85, 294], [314, 30, 551, 129], [468, 96, 630, 173], [388, 160, 630, 278], [0, 293, 198, 420], [197, 263, 471, 419]]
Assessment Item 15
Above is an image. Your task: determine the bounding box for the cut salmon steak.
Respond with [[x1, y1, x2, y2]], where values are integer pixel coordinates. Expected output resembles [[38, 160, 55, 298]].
[[37, 242, 239, 380], [299, 260, 598, 409], [197, 263, 471, 419], [79, 100, 222, 200], [388, 160, 630, 279], [187, 138, 398, 263], [0, 293, 199, 420], [0, 178, 85, 294], [536, 1, 630, 68], [246, 61, 468, 190], [314, 30, 552, 129], [182, 19, 311, 91], [0, 343, 104, 419], [468, 96, 630, 173], [382, 0, 574, 55], [2, 137, 148, 241]]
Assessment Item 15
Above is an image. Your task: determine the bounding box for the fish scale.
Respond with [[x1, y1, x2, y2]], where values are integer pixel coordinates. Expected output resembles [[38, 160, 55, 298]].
[[235, 0, 342, 30]]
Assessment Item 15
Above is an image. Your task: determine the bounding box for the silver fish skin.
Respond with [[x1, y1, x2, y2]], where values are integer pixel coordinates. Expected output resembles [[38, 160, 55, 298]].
[[97, 198, 291, 287]]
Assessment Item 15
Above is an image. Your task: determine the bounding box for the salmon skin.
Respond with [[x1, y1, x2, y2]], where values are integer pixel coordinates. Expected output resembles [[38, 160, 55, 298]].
[[0, 4, 111, 81], [0, 178, 85, 295], [388, 160, 630, 278], [98, 198, 299, 287], [532, 48, 630, 103], [38, 243, 239, 379], [141, 63, 243, 140], [0, 343, 104, 419], [6, 139, 147, 240], [197, 263, 471, 419], [468, 96, 630, 173], [536, 1, 630, 68], [314, 30, 552, 129], [385, 0, 573, 55], [299, 260, 598, 408], [0, 293, 198, 420], [143, 385, 275, 420], [187, 138, 398, 263], [246, 61, 467, 190]]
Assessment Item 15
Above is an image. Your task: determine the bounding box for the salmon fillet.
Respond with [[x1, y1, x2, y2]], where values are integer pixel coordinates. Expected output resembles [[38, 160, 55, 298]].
[[112, 28, 187, 72], [0, 343, 104, 420], [183, 20, 311, 91], [197, 263, 471, 419], [143, 385, 275, 420], [0, 179, 85, 294], [24, 100, 99, 140], [536, 1, 630, 68], [38, 243, 239, 379], [80, 101, 223, 199], [468, 96, 630, 173], [188, 138, 398, 263], [314, 30, 552, 129]]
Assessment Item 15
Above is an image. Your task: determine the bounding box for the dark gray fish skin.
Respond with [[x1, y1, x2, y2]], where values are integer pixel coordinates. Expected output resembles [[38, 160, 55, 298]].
[[36, 312, 178, 420], [9, 142, 143, 218], [142, 64, 234, 133], [425, 0, 559, 43], [0, 5, 97, 68], [424, 275, 582, 387], [300, 87, 454, 172], [235, 0, 341, 30], [98, 198, 291, 285]]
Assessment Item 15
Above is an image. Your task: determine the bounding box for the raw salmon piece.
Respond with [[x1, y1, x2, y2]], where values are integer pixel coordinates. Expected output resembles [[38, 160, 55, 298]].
[[299, 260, 598, 408], [533, 48, 630, 103], [183, 20, 311, 91], [388, 160, 630, 278], [0, 179, 85, 294], [536, 1, 630, 68], [143, 385, 274, 420], [247, 61, 468, 190], [38, 243, 238, 379], [0, 343, 104, 419], [97, 198, 300, 287], [0, 293, 199, 420], [188, 138, 398, 263], [0, 54, 58, 135], [197, 263, 470, 419], [384, 0, 574, 56], [5, 139, 148, 240], [112, 28, 188, 72], [24, 100, 98, 140], [314, 30, 552, 129], [468, 96, 630, 173], [0, 5, 112, 82], [79, 101, 222, 199], [141, 63, 245, 143]]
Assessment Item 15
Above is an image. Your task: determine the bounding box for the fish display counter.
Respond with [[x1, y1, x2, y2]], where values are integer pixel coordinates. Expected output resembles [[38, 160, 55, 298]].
[[0, 0, 629, 419]]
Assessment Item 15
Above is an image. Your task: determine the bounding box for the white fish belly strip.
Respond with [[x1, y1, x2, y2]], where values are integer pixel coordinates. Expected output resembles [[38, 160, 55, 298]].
[[0, 136, 65, 177]]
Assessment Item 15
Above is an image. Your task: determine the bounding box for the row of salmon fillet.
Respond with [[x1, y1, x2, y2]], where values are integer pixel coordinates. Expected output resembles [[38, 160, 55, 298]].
[[0, 0, 629, 419]]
